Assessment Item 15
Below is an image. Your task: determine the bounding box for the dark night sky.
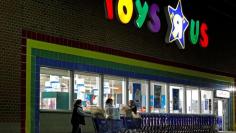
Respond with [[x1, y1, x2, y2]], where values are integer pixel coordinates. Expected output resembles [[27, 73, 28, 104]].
[[145, 0, 236, 35], [146, 0, 236, 60], [119, 0, 236, 75]]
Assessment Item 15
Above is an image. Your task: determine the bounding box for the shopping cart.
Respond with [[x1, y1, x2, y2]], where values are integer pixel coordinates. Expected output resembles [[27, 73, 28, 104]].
[[93, 118, 125, 133]]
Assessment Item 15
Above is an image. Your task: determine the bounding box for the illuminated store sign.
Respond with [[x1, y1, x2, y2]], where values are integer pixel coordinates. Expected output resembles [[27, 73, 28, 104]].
[[105, 0, 161, 32], [189, 19, 209, 48], [216, 90, 230, 99], [165, 0, 189, 49], [104, 0, 209, 49]]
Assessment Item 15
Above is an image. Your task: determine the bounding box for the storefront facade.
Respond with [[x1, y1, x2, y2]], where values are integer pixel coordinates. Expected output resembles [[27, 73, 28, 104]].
[[0, 0, 236, 133], [23, 36, 234, 133]]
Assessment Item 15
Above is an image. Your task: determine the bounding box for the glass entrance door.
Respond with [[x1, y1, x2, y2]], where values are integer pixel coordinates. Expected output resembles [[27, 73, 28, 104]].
[[186, 87, 199, 114], [217, 100, 223, 131], [169, 85, 184, 113], [222, 99, 229, 131], [215, 99, 228, 131]]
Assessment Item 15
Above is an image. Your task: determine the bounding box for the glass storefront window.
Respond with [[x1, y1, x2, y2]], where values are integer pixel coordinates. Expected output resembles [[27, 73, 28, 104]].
[[40, 67, 71, 110], [169, 85, 184, 113], [150, 81, 167, 113], [128, 79, 148, 112], [186, 86, 199, 114], [201, 89, 213, 114], [39, 67, 217, 116], [104, 75, 125, 108], [74, 72, 100, 111]]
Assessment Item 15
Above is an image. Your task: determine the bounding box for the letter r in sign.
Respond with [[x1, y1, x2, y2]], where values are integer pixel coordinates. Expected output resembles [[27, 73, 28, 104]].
[[165, 0, 189, 49], [172, 14, 182, 39]]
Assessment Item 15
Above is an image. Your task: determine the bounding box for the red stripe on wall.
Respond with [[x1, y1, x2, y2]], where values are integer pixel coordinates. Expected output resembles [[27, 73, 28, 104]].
[[20, 37, 26, 133]]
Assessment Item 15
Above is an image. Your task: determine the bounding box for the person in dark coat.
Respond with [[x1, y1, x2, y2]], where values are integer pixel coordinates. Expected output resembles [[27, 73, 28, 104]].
[[71, 99, 90, 133], [129, 100, 140, 118], [129, 100, 137, 114]]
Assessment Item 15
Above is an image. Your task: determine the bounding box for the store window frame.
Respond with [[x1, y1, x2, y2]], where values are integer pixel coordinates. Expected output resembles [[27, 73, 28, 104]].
[[150, 81, 168, 113], [73, 71, 102, 110], [103, 74, 126, 108], [38, 66, 216, 115], [200, 88, 214, 114], [39, 66, 73, 112], [169, 84, 185, 114], [39, 68, 104, 112], [185, 86, 200, 114], [128, 78, 149, 113], [39, 67, 129, 112]]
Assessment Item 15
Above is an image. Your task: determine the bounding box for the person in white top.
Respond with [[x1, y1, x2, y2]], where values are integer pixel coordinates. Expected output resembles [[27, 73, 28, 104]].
[[105, 98, 114, 119]]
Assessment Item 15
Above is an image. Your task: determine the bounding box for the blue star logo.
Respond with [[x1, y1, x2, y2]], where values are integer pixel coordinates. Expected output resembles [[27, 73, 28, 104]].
[[165, 0, 189, 49]]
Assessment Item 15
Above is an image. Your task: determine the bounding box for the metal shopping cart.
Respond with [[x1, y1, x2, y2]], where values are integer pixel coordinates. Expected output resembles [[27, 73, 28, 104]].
[[122, 117, 142, 132], [93, 118, 125, 133]]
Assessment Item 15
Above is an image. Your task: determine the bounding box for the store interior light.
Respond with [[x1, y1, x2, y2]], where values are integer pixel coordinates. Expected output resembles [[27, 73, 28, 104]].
[[225, 86, 235, 92], [230, 86, 235, 92], [62, 76, 70, 79], [110, 87, 119, 90]]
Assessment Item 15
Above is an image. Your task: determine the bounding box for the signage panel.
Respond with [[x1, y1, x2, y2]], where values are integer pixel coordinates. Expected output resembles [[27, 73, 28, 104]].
[[104, 0, 209, 49], [216, 90, 230, 98]]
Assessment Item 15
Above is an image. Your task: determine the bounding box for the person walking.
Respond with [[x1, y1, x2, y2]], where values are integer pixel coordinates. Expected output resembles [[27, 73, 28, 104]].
[[71, 99, 90, 133]]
